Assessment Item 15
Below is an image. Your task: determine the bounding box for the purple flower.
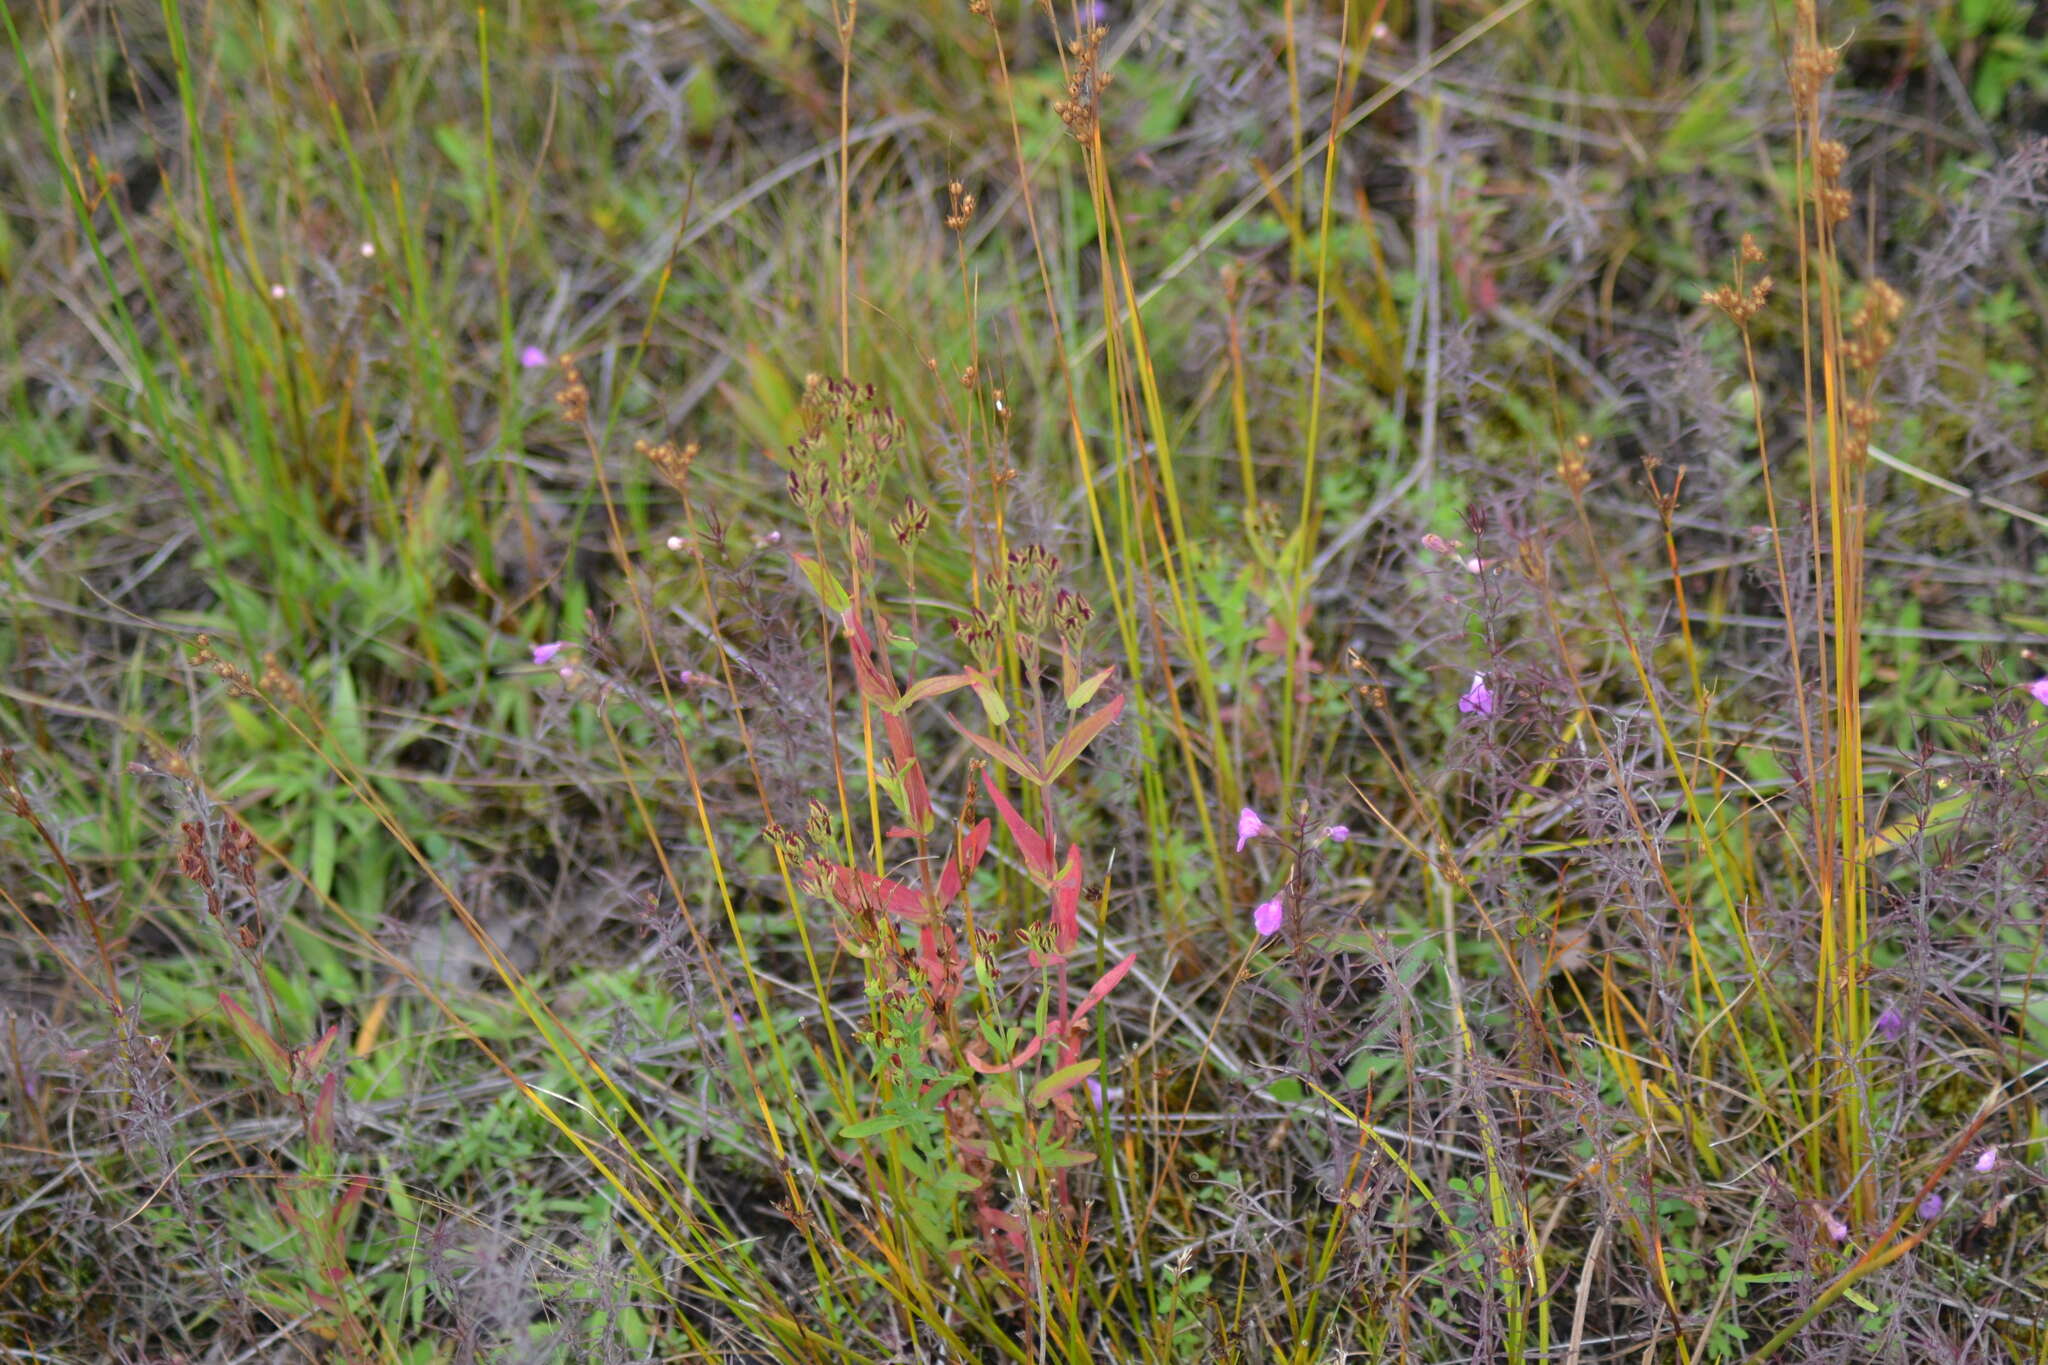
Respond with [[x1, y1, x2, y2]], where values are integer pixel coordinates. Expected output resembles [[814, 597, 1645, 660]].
[[2030, 676, 2048, 707], [1974, 1146, 2000, 1174], [1253, 895, 1285, 936], [1324, 825, 1351, 844], [520, 345, 550, 369], [531, 641, 565, 666], [1236, 807, 1270, 852], [1458, 673, 1495, 717], [1824, 1213, 1849, 1244], [1084, 1076, 1105, 1111], [1873, 1006, 1905, 1043], [1917, 1192, 1944, 1221]]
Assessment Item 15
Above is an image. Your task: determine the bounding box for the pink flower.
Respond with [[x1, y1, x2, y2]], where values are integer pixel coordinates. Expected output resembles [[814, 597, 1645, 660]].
[[1084, 1076, 1105, 1111], [1253, 895, 1284, 936], [1917, 1192, 1944, 1221], [2030, 676, 2048, 707], [1974, 1146, 1999, 1174], [520, 345, 550, 369], [1823, 1213, 1849, 1244], [1236, 807, 1270, 852], [531, 641, 565, 666], [1458, 673, 1495, 717], [1872, 1006, 1905, 1043], [1324, 825, 1350, 843]]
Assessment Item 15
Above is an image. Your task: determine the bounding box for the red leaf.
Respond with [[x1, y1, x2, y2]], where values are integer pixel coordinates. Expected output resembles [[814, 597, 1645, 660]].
[[811, 860, 927, 921], [1070, 951, 1138, 1031], [1051, 847, 1083, 952], [936, 819, 993, 907], [307, 1071, 339, 1148], [948, 716, 1042, 786], [965, 1030, 1047, 1075], [981, 771, 1053, 880], [1043, 693, 1126, 783], [219, 993, 292, 1092], [883, 714, 932, 830], [901, 673, 972, 707], [843, 611, 902, 710]]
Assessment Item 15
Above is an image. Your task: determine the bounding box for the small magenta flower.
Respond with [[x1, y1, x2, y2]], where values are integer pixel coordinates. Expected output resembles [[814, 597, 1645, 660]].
[[1324, 825, 1351, 844], [1917, 1192, 1944, 1221], [519, 345, 550, 369], [1236, 807, 1270, 852], [532, 641, 565, 666], [1824, 1213, 1849, 1244], [1873, 1006, 1905, 1043], [1458, 673, 1496, 717], [1974, 1146, 1999, 1174], [1084, 1075, 1105, 1111], [1253, 895, 1284, 936], [2030, 676, 2048, 707]]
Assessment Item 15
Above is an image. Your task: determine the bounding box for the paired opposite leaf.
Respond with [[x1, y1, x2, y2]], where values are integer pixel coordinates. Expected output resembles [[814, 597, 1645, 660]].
[[1044, 694, 1127, 784]]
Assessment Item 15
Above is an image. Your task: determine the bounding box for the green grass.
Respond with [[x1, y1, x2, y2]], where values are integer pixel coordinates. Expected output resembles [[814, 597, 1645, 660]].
[[6, 0, 2048, 1360]]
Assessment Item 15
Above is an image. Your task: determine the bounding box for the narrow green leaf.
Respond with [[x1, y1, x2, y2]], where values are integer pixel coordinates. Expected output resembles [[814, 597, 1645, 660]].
[[1030, 1057, 1101, 1107], [840, 1113, 909, 1140], [793, 553, 850, 613]]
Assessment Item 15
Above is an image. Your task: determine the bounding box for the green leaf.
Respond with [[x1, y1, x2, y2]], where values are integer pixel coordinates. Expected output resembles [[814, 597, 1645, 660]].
[[1029, 1057, 1101, 1107], [1037, 1144, 1097, 1169], [793, 554, 850, 613], [969, 673, 1011, 728], [1868, 788, 1972, 854], [839, 1113, 909, 1140], [1064, 664, 1115, 711]]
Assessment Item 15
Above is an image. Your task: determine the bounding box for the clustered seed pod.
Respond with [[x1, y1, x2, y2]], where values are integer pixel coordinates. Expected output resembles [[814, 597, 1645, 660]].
[[190, 636, 262, 700], [1837, 280, 1905, 462], [1813, 137, 1853, 226], [553, 359, 590, 424], [1002, 546, 1061, 634], [787, 463, 833, 518], [1787, 29, 1841, 106], [805, 798, 834, 849], [784, 375, 904, 522], [764, 821, 805, 861], [1053, 588, 1093, 649], [890, 497, 932, 550], [1703, 233, 1774, 326], [952, 607, 1001, 673], [640, 439, 699, 493], [1556, 433, 1592, 494], [945, 182, 977, 231], [1054, 25, 1111, 141]]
